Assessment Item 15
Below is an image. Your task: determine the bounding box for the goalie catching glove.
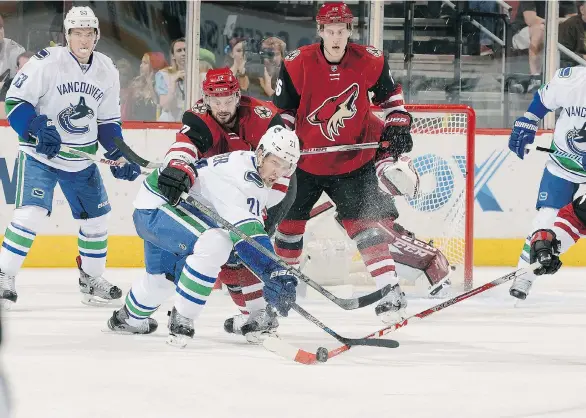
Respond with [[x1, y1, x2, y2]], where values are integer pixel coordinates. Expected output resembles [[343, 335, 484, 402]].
[[530, 229, 562, 275], [158, 160, 197, 206], [375, 154, 420, 198]]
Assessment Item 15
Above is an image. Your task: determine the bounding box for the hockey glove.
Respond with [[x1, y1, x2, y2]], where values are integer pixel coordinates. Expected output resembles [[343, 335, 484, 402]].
[[158, 160, 197, 206], [263, 269, 297, 317], [508, 116, 538, 160], [380, 110, 413, 159], [29, 115, 62, 159], [103, 148, 141, 181], [529, 229, 562, 276]]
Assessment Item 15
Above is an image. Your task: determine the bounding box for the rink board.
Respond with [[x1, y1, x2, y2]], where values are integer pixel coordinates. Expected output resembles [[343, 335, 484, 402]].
[[0, 124, 583, 267]]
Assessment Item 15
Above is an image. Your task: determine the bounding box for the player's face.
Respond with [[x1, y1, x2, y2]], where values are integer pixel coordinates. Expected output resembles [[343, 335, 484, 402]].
[[68, 28, 96, 63], [258, 154, 293, 187], [319, 23, 351, 62], [208, 94, 238, 125]]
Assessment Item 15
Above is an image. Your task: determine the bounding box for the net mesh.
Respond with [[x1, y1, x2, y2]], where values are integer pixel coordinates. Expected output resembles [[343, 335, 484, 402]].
[[301, 107, 473, 291]]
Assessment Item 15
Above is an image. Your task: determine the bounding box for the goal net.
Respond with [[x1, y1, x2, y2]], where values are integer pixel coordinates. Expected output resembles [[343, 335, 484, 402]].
[[300, 104, 475, 292]]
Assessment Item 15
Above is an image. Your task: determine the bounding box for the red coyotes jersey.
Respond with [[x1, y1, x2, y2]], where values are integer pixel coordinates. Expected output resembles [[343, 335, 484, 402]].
[[273, 43, 400, 175], [177, 96, 283, 157]]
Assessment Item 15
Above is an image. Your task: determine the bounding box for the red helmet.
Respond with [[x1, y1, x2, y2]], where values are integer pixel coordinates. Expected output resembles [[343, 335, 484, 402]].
[[316, 2, 353, 25], [202, 68, 240, 97]]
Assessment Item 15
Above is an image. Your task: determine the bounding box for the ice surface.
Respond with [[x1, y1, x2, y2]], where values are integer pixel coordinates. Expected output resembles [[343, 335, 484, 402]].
[[3, 267, 586, 418]]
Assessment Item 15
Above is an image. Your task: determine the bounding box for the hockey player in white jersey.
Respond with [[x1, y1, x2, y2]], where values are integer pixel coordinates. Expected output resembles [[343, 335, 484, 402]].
[[0, 6, 141, 307], [508, 66, 586, 299], [107, 126, 301, 346]]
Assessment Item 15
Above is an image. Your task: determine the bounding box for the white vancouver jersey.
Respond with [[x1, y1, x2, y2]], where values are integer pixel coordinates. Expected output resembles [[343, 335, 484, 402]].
[[134, 151, 285, 227], [6, 47, 121, 172], [538, 66, 586, 182]]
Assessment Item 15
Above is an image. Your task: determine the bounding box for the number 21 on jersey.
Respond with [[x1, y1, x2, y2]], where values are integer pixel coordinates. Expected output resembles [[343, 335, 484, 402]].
[[247, 197, 260, 216]]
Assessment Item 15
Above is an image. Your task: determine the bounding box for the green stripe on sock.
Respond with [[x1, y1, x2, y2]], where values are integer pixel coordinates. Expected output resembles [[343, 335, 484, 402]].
[[4, 227, 34, 248], [78, 237, 108, 250], [125, 295, 155, 318], [179, 272, 214, 297]]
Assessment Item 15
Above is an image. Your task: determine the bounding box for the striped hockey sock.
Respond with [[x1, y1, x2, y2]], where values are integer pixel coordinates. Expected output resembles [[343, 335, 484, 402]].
[[125, 273, 175, 326], [174, 260, 217, 320], [0, 222, 36, 276], [78, 229, 107, 277]]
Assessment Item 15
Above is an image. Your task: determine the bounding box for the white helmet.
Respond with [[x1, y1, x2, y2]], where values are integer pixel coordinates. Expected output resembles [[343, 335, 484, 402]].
[[257, 126, 301, 175], [64, 6, 100, 47]]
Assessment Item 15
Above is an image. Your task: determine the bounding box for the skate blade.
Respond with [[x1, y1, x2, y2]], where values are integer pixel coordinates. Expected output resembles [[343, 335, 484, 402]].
[[0, 300, 14, 310], [166, 334, 188, 348], [378, 308, 407, 325], [81, 294, 116, 307], [245, 330, 279, 345]]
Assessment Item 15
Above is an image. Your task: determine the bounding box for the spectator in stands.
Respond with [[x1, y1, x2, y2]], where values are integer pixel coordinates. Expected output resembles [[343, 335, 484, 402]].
[[0, 51, 33, 119], [0, 15, 25, 80], [258, 36, 286, 98], [199, 48, 215, 89], [155, 38, 186, 122], [511, 1, 577, 93], [469, 1, 499, 56], [124, 52, 168, 121], [225, 37, 250, 92], [559, 1, 586, 67]]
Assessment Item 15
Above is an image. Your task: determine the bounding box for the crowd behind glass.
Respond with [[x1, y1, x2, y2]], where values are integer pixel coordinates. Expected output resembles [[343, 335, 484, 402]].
[[0, 1, 584, 127]]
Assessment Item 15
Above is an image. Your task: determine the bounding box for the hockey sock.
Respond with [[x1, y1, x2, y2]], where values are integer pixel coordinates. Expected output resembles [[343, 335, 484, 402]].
[[125, 273, 175, 326], [219, 266, 248, 314], [274, 220, 307, 266], [240, 268, 265, 313], [78, 228, 107, 278], [0, 222, 36, 276], [174, 255, 220, 320], [343, 219, 399, 289]]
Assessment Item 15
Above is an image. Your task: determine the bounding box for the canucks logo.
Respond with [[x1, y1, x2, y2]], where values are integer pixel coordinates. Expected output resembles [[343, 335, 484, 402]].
[[565, 121, 586, 156], [58, 97, 94, 135]]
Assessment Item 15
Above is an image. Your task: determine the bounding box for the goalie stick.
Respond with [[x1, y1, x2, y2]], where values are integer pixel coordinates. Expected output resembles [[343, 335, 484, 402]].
[[180, 192, 391, 310], [263, 262, 540, 364]]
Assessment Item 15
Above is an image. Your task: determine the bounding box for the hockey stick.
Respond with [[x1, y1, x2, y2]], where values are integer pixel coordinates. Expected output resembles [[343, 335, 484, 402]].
[[25, 137, 152, 175], [113, 137, 164, 169], [180, 192, 392, 310], [525, 144, 582, 164], [264, 262, 540, 364]]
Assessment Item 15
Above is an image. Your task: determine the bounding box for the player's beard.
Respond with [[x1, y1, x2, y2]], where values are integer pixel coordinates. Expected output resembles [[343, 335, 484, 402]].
[[213, 111, 237, 128]]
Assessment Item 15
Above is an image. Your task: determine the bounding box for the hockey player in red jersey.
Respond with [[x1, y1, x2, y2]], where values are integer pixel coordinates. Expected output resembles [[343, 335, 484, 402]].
[[273, 2, 451, 323], [509, 195, 586, 294], [161, 68, 295, 342]]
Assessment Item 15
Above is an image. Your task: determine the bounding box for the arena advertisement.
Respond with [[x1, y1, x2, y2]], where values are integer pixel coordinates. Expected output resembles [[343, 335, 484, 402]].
[[1, 126, 585, 267]]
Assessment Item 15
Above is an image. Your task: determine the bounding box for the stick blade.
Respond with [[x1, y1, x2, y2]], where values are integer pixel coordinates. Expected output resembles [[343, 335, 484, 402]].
[[263, 337, 318, 365], [113, 137, 161, 169]]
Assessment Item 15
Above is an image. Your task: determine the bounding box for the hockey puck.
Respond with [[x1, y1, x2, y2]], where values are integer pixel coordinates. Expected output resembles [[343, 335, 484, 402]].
[[315, 347, 329, 363]]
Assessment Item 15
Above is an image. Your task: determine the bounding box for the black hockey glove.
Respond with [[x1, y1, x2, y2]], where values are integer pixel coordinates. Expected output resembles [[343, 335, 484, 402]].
[[157, 160, 197, 206], [380, 110, 413, 159], [529, 229, 563, 276]]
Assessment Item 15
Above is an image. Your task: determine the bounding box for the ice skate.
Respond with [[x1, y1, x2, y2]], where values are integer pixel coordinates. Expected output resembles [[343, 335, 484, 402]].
[[240, 308, 279, 344], [224, 313, 248, 335], [77, 256, 122, 306], [375, 283, 408, 324], [509, 275, 535, 300], [167, 307, 194, 348], [107, 306, 158, 334], [0, 270, 17, 310]]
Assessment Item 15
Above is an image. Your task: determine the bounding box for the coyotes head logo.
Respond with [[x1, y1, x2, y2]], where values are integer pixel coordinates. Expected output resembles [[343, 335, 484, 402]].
[[307, 83, 359, 142]]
